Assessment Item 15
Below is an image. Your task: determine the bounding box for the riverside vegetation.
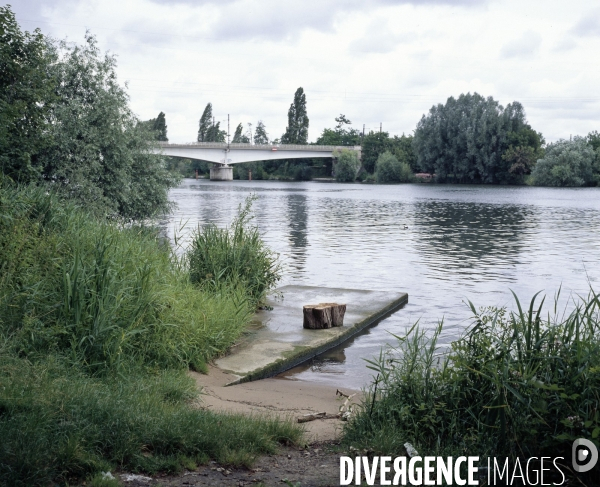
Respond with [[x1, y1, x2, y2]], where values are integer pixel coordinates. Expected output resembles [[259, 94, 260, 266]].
[[344, 291, 600, 484], [0, 184, 298, 486]]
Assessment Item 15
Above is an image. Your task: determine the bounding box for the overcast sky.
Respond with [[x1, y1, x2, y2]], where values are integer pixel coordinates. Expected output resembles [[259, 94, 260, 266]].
[[12, 0, 600, 143]]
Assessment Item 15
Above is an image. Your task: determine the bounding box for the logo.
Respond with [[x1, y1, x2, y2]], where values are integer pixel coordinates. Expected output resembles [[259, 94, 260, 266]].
[[572, 438, 598, 473]]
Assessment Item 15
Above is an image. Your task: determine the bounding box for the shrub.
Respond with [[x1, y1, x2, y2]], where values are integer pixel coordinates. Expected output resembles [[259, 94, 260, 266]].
[[333, 149, 361, 182], [187, 196, 281, 307], [531, 137, 596, 187], [344, 290, 600, 485], [374, 151, 414, 183]]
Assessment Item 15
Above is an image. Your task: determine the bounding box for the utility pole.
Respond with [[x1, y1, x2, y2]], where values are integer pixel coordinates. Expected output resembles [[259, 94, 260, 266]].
[[380, 122, 382, 133], [363, 124, 365, 140]]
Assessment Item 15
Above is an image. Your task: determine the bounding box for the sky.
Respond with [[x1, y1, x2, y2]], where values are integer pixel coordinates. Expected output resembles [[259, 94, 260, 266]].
[[12, 0, 600, 144]]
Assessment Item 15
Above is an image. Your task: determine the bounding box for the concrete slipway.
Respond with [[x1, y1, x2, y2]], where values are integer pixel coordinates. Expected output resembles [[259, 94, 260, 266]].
[[215, 285, 408, 385]]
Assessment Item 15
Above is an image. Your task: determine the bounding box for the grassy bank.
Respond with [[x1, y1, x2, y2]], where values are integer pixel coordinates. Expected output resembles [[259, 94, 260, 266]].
[[0, 184, 299, 486], [344, 291, 600, 483]]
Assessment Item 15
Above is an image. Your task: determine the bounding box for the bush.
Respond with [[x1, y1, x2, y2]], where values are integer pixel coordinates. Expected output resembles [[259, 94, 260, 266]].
[[344, 290, 600, 484], [0, 183, 252, 372], [374, 151, 414, 183], [531, 137, 596, 186], [187, 196, 282, 307], [333, 149, 360, 182]]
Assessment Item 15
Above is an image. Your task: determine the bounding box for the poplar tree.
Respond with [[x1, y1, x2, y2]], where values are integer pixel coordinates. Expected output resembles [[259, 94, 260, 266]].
[[281, 87, 309, 144], [197, 103, 212, 142], [232, 123, 249, 143], [153, 112, 168, 141], [253, 121, 269, 145]]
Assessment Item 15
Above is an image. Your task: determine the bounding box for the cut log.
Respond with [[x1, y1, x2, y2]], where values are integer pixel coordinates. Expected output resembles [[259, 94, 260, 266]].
[[303, 303, 346, 329]]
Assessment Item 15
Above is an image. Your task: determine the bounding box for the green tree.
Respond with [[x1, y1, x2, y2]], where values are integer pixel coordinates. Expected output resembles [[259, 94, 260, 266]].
[[153, 111, 168, 141], [232, 122, 249, 143], [140, 111, 168, 141], [197, 103, 212, 142], [316, 114, 361, 147], [333, 149, 360, 182], [36, 34, 179, 219], [361, 131, 389, 173], [0, 6, 56, 182], [253, 120, 269, 145], [413, 93, 541, 183], [530, 137, 595, 187], [205, 121, 226, 142], [281, 87, 309, 144], [375, 151, 414, 183]]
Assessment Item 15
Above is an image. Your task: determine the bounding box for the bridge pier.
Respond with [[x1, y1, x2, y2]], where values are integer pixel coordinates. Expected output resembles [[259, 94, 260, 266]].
[[210, 165, 233, 181]]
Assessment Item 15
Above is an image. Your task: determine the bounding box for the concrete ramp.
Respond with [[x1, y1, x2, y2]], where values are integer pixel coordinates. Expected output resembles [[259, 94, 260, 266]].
[[215, 285, 408, 385]]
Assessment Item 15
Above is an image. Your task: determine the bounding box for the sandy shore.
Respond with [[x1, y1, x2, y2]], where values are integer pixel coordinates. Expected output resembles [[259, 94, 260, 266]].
[[190, 366, 361, 442]]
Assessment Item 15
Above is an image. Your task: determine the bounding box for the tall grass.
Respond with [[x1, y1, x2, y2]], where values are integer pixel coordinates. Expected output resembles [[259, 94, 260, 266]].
[[344, 290, 600, 482], [0, 183, 302, 486], [0, 184, 252, 372], [187, 195, 282, 308]]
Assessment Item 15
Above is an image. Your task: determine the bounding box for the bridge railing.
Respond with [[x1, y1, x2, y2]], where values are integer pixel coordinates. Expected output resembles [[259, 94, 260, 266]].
[[158, 142, 361, 152]]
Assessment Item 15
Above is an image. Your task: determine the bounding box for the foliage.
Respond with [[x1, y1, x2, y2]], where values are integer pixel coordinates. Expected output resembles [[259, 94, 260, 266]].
[[0, 8, 178, 219], [38, 35, 179, 220], [344, 290, 600, 485], [374, 151, 414, 183], [361, 131, 389, 174], [254, 120, 269, 144], [140, 111, 168, 141], [413, 92, 543, 183], [333, 149, 360, 182], [197, 103, 213, 142], [232, 122, 250, 143], [531, 137, 596, 187], [187, 195, 282, 307], [0, 184, 253, 372], [281, 87, 309, 144], [316, 114, 361, 147], [0, 355, 302, 486], [0, 6, 56, 183]]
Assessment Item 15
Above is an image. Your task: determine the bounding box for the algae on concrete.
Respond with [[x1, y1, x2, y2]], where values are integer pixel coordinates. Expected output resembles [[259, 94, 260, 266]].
[[215, 286, 408, 385]]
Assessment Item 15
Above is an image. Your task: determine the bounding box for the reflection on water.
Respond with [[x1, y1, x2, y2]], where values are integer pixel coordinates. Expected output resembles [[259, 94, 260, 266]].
[[166, 180, 600, 389]]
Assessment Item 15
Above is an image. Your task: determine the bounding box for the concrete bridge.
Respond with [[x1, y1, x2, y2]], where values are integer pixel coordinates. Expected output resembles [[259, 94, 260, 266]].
[[156, 142, 361, 180]]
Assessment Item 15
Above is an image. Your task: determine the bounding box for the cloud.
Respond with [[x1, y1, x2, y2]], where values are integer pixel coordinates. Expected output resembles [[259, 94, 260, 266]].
[[348, 20, 418, 55], [144, 0, 488, 42], [500, 31, 542, 59], [570, 8, 600, 37]]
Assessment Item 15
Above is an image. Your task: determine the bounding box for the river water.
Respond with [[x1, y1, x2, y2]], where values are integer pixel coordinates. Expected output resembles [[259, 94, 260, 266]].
[[165, 179, 600, 389]]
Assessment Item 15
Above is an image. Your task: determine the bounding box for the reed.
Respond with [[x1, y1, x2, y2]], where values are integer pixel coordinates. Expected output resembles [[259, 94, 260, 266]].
[[187, 195, 282, 308], [344, 290, 600, 481], [0, 183, 252, 372]]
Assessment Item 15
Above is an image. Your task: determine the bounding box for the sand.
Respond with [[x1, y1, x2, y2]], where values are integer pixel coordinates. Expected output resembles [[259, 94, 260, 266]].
[[190, 366, 361, 442]]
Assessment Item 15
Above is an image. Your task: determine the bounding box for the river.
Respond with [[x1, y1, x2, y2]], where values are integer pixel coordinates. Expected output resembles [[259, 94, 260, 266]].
[[165, 179, 600, 389]]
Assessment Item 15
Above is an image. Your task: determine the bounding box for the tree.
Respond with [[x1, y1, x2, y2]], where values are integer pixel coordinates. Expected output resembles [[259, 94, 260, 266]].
[[333, 149, 360, 182], [197, 103, 212, 142], [375, 151, 413, 183], [153, 111, 168, 141], [140, 112, 168, 141], [205, 120, 226, 142], [37, 34, 179, 219], [316, 114, 361, 147], [361, 131, 389, 173], [0, 6, 56, 182], [232, 122, 249, 143], [253, 120, 269, 145], [413, 93, 542, 183], [281, 87, 309, 144], [530, 137, 595, 187]]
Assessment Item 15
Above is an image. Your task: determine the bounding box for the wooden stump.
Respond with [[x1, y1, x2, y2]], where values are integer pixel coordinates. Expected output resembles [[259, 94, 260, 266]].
[[303, 303, 346, 329]]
